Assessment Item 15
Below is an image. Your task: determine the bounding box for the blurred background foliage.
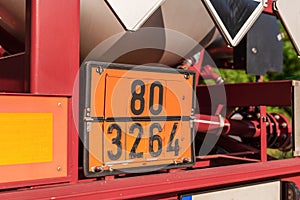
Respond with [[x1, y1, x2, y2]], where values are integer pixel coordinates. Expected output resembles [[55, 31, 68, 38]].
[[219, 32, 300, 83], [219, 23, 300, 83], [216, 23, 300, 159], [218, 23, 300, 120]]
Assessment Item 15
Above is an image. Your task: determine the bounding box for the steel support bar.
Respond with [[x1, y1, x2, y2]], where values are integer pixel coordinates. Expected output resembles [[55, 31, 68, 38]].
[[195, 114, 261, 138], [197, 80, 293, 109], [260, 106, 267, 162], [2, 159, 300, 199]]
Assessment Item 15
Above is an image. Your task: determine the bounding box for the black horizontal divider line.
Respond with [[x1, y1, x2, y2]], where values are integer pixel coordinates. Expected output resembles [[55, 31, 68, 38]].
[[87, 116, 191, 122]]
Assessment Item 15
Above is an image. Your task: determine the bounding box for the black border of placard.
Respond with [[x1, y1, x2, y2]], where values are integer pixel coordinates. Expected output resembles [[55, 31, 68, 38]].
[[80, 61, 196, 177]]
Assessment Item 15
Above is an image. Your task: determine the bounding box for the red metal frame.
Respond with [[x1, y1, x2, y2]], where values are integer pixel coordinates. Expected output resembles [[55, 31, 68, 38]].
[[30, 0, 79, 95], [29, 0, 80, 184], [197, 80, 293, 108], [0, 0, 80, 190], [67, 98, 79, 183], [2, 0, 300, 198], [263, 0, 274, 15], [260, 106, 267, 162], [1, 159, 300, 199]]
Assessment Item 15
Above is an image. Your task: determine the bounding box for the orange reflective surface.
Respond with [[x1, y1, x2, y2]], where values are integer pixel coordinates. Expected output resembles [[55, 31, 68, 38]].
[[0, 96, 68, 183], [85, 66, 194, 174]]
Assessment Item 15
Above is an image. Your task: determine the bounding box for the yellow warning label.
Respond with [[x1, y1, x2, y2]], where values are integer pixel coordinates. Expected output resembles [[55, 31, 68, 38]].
[[0, 113, 53, 165]]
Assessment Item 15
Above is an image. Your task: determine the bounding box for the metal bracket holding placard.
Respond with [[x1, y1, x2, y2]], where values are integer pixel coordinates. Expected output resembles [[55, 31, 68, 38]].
[[80, 62, 196, 177]]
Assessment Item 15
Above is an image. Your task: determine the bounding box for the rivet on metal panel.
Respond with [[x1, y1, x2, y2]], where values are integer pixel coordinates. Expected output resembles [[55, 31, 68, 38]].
[[87, 122, 91, 132], [251, 47, 258, 54], [174, 160, 178, 165], [277, 33, 284, 41], [109, 167, 114, 172], [91, 166, 104, 173], [191, 108, 195, 115], [182, 96, 186, 100], [57, 102, 62, 107], [182, 158, 191, 163], [57, 166, 62, 171], [85, 108, 91, 117], [96, 67, 104, 74], [184, 73, 190, 79]]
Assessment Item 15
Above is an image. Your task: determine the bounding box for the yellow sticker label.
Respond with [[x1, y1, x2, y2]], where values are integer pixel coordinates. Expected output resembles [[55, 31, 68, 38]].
[[0, 113, 53, 165]]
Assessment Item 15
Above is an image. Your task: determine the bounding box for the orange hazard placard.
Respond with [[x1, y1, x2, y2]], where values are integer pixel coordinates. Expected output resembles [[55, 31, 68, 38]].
[[81, 62, 195, 177]]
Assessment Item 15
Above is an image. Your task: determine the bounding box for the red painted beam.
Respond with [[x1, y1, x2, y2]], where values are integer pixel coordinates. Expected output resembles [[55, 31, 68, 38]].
[[263, 0, 274, 15], [197, 81, 293, 110], [260, 106, 267, 162], [67, 98, 79, 183], [30, 0, 80, 95], [2, 158, 300, 199]]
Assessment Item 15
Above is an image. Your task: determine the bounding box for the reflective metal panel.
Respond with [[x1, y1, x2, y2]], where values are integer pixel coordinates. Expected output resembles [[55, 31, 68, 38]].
[[106, 0, 165, 31], [202, 0, 265, 46], [274, 0, 300, 56]]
